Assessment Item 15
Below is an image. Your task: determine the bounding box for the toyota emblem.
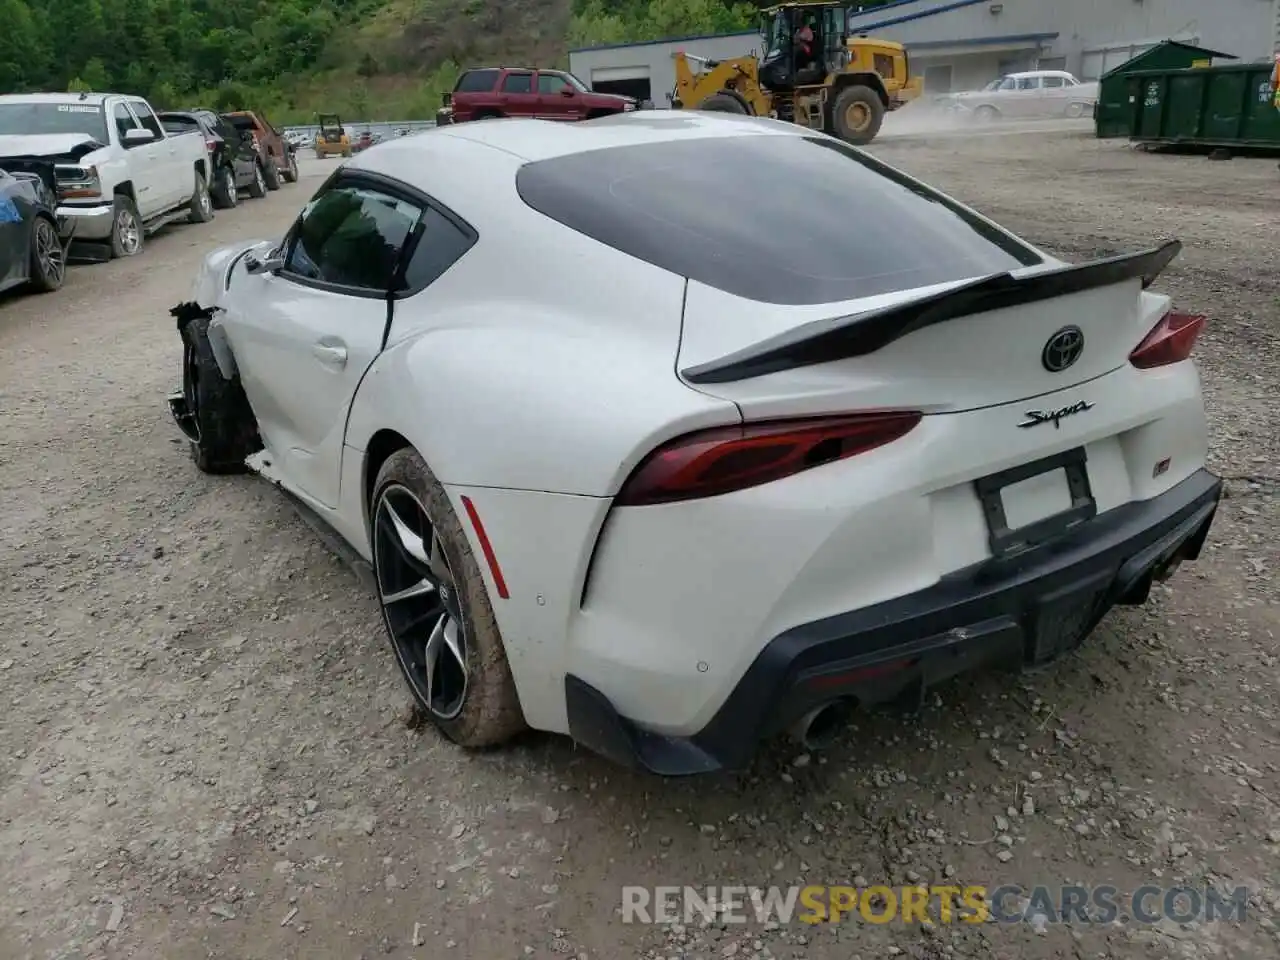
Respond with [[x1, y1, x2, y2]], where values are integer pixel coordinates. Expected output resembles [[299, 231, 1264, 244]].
[[1041, 326, 1084, 373]]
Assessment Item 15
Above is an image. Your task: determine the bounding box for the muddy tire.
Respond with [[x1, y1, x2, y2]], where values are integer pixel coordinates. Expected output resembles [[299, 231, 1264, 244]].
[[27, 216, 66, 293], [263, 158, 282, 191], [831, 85, 885, 145], [371, 448, 526, 749], [175, 309, 261, 474], [211, 164, 238, 209], [188, 171, 214, 224], [697, 92, 748, 114], [280, 151, 298, 183], [109, 195, 143, 259], [247, 163, 267, 199]]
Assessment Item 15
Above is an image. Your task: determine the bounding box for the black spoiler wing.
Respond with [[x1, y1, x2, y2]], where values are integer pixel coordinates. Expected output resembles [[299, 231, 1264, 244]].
[[681, 240, 1182, 386]]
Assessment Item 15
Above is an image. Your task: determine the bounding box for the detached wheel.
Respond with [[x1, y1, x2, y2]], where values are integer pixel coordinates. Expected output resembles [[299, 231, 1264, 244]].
[[188, 171, 214, 223], [371, 449, 526, 748], [831, 85, 885, 145], [211, 164, 238, 209], [281, 151, 299, 183], [109, 195, 143, 258], [176, 310, 260, 474], [27, 216, 66, 293], [697, 93, 748, 114]]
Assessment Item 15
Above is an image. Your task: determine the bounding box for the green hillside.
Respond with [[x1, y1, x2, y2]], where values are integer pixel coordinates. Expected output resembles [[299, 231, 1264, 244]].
[[0, 0, 896, 123]]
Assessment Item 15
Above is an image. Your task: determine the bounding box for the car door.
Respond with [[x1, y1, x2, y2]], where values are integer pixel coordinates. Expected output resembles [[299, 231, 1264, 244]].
[[112, 101, 166, 218], [499, 71, 538, 117], [535, 72, 577, 119], [0, 172, 27, 290], [1012, 75, 1043, 117], [129, 100, 184, 207], [218, 173, 423, 508]]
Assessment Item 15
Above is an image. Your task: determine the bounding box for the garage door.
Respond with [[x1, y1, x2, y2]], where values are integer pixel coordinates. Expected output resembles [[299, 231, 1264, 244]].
[[591, 65, 652, 84]]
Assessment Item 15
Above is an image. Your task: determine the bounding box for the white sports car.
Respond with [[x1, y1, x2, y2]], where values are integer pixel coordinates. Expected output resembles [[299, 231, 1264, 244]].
[[168, 111, 1221, 775]]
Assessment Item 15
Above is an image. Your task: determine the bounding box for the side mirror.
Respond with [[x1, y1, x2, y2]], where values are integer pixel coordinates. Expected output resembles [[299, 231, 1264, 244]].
[[560, 87, 576, 96], [245, 252, 285, 275], [123, 127, 155, 144]]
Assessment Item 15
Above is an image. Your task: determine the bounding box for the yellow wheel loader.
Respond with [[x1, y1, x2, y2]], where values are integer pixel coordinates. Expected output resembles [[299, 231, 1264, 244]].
[[314, 113, 352, 159], [671, 1, 923, 145]]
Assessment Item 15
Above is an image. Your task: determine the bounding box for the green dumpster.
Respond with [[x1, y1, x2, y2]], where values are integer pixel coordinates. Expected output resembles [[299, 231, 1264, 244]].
[[1094, 40, 1235, 139], [1124, 63, 1280, 152]]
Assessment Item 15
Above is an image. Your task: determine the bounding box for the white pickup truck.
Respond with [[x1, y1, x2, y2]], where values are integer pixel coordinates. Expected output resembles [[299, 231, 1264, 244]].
[[0, 92, 214, 258]]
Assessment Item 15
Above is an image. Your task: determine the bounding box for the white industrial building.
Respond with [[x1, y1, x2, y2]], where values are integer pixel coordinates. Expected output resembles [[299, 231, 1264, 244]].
[[568, 0, 1280, 100]]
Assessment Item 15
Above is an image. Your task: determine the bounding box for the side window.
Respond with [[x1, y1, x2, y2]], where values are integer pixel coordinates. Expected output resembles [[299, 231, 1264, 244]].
[[455, 69, 500, 92], [537, 73, 569, 94], [997, 77, 1017, 91], [1016, 77, 1039, 90], [284, 183, 422, 291], [502, 72, 533, 94], [401, 206, 477, 293], [113, 102, 140, 143], [1042, 76, 1064, 88], [130, 101, 164, 138]]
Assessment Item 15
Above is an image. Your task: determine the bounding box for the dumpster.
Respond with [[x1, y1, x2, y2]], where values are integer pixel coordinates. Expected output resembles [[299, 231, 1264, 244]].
[[1094, 40, 1234, 138], [1123, 62, 1280, 152]]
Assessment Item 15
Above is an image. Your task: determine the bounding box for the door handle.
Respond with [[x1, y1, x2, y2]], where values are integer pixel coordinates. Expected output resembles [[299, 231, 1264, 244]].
[[312, 342, 348, 366]]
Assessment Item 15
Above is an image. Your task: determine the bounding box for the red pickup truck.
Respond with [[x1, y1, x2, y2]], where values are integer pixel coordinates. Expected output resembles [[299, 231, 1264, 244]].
[[442, 67, 637, 124]]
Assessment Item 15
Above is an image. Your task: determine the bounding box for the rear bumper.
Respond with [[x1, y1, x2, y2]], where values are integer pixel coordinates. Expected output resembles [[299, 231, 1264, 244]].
[[565, 468, 1222, 775]]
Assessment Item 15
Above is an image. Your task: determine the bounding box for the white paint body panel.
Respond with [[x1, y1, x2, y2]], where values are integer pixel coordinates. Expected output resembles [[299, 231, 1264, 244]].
[[180, 112, 1212, 742]]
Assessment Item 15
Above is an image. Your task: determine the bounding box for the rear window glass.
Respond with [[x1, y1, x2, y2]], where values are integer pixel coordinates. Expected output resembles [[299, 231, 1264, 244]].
[[455, 69, 500, 93], [160, 115, 200, 132], [226, 115, 256, 131], [516, 133, 1040, 305]]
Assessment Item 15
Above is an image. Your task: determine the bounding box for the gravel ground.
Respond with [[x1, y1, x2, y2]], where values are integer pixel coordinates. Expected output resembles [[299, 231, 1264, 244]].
[[1, 131, 1277, 960]]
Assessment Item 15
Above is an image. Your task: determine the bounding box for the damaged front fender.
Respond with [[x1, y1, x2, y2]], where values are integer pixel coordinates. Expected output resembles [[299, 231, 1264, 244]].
[[188, 238, 274, 308], [171, 301, 238, 380]]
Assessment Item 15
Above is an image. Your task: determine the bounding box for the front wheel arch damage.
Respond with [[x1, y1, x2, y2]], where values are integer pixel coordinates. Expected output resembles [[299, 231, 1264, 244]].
[[169, 302, 262, 474]]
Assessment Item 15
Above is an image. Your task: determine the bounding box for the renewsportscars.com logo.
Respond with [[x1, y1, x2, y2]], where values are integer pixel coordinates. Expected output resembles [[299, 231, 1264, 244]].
[[621, 884, 1249, 926]]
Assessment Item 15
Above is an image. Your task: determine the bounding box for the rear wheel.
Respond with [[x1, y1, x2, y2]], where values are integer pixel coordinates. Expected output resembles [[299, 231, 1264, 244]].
[[1065, 101, 1086, 119], [27, 216, 65, 293], [247, 163, 267, 199], [176, 310, 261, 474], [211, 164, 238, 208], [371, 448, 526, 747], [263, 158, 282, 191], [831, 85, 885, 145], [697, 92, 748, 114], [188, 171, 214, 223], [280, 151, 298, 183]]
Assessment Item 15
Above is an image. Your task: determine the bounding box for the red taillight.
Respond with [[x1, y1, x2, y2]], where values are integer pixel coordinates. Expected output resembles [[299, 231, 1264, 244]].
[[615, 412, 922, 507], [1129, 311, 1206, 369]]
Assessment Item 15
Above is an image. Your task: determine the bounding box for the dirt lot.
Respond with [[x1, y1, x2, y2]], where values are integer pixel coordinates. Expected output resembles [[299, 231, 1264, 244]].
[[1, 131, 1277, 960]]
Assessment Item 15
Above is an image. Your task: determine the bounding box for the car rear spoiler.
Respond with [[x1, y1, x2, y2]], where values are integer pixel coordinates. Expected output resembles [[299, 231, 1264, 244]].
[[681, 240, 1182, 385]]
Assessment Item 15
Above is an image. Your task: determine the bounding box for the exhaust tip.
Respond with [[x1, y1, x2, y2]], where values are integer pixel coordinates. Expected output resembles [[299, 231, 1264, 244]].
[[790, 700, 853, 751]]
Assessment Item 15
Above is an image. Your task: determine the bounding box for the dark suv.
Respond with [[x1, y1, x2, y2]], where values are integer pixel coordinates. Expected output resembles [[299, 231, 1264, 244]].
[[442, 67, 637, 124], [158, 110, 262, 207]]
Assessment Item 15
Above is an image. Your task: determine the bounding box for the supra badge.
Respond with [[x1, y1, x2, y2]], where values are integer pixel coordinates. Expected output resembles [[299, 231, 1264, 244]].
[[1042, 326, 1084, 373], [1018, 399, 1095, 430]]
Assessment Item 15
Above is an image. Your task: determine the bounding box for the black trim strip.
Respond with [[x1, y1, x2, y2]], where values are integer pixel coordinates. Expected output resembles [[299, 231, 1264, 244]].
[[681, 240, 1182, 385]]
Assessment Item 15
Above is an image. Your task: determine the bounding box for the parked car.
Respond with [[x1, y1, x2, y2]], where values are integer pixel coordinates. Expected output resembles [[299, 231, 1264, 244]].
[[165, 113, 1220, 774], [222, 110, 298, 189], [158, 109, 266, 207], [444, 66, 637, 122], [351, 131, 375, 153], [0, 160, 68, 295], [942, 70, 1098, 120], [0, 92, 213, 258]]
